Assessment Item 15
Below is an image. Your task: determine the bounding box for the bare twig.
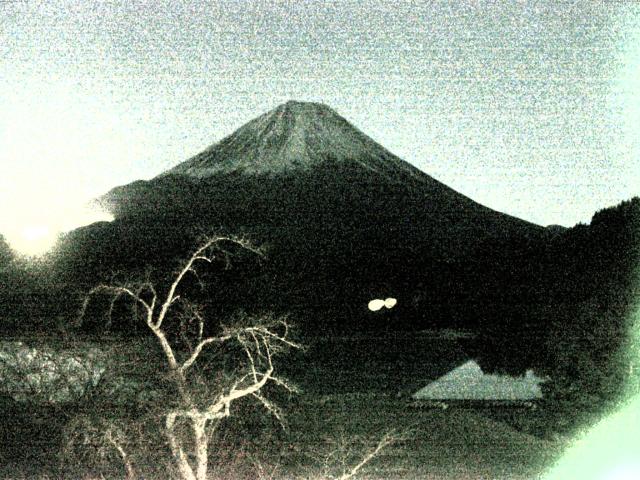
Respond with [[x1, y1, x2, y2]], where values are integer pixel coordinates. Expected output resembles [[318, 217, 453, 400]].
[[105, 429, 136, 480], [323, 431, 397, 480], [78, 236, 294, 480], [180, 334, 232, 374]]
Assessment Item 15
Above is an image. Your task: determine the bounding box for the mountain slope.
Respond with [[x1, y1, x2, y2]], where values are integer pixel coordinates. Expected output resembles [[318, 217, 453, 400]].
[[101, 100, 541, 252], [163, 100, 428, 180], [61, 101, 546, 331]]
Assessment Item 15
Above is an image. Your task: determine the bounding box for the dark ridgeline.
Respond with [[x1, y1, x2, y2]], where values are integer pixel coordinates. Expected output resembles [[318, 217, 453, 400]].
[[471, 197, 640, 375], [540, 199, 640, 428]]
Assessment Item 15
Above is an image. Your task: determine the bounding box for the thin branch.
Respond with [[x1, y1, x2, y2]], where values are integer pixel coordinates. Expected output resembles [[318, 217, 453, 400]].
[[249, 330, 263, 358], [192, 255, 213, 264], [105, 430, 135, 480], [245, 325, 303, 351], [145, 281, 158, 314], [154, 236, 259, 330], [240, 336, 258, 382], [78, 285, 152, 328], [176, 300, 206, 353], [205, 344, 276, 418], [180, 334, 232, 374], [269, 375, 300, 394], [251, 391, 285, 428], [335, 432, 396, 480], [194, 308, 204, 344], [105, 292, 121, 329]]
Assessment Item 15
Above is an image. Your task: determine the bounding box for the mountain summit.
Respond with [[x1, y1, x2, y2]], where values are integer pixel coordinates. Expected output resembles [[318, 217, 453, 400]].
[[100, 100, 540, 240], [66, 101, 545, 334], [163, 100, 424, 180]]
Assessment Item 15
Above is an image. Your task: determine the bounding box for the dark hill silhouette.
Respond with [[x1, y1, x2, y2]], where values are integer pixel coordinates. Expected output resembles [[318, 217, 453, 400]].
[[56, 101, 546, 332], [14, 103, 639, 425], [470, 197, 640, 374], [0, 234, 12, 267], [468, 197, 640, 434]]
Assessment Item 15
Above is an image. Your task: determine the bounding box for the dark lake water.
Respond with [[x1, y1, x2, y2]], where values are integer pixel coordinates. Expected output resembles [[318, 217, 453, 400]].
[[282, 332, 472, 394]]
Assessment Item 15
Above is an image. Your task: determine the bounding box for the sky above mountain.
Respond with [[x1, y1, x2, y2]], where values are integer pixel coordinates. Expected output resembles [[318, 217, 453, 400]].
[[1, 0, 639, 253]]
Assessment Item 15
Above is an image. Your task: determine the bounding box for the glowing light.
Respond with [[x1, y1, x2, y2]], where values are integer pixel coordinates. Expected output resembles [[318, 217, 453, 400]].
[[15, 225, 57, 257], [22, 225, 51, 242], [3, 205, 114, 257], [0, 78, 130, 258], [368, 299, 385, 312], [368, 297, 398, 312], [384, 297, 397, 309]]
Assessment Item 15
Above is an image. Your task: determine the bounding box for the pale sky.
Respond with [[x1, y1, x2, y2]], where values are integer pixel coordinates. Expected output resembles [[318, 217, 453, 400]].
[[1, 0, 640, 253]]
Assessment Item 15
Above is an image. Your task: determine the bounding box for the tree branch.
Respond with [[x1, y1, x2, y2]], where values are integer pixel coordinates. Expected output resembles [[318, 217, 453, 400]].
[[155, 236, 255, 330], [335, 432, 396, 480], [180, 334, 232, 374], [165, 412, 197, 480], [78, 235, 289, 480], [105, 429, 136, 480], [78, 284, 153, 328]]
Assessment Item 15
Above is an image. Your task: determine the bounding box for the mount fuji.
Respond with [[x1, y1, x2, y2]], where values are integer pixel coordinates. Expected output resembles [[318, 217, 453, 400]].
[[58, 101, 545, 331]]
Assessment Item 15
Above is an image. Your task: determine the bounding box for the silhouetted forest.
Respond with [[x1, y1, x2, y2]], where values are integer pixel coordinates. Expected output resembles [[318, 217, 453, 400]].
[[1, 196, 638, 434], [468, 197, 640, 432]]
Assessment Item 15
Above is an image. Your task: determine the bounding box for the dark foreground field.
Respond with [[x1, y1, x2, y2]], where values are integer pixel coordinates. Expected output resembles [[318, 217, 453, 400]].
[[0, 333, 569, 479]]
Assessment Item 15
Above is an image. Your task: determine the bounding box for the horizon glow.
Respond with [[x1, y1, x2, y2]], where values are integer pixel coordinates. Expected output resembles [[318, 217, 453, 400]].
[[1, 199, 114, 257]]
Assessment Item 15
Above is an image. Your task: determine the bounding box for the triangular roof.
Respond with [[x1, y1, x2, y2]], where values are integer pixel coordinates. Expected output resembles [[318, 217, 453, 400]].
[[412, 360, 545, 401]]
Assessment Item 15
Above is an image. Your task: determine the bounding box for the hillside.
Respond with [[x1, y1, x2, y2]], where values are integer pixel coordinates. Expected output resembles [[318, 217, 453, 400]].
[[53, 101, 545, 332]]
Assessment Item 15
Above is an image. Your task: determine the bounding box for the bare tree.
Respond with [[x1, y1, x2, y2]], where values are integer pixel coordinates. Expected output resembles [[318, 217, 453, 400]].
[[79, 236, 301, 480], [312, 430, 398, 480]]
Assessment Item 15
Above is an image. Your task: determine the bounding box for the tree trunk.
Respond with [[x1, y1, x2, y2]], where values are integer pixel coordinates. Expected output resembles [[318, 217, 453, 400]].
[[193, 416, 209, 480], [166, 413, 197, 480]]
